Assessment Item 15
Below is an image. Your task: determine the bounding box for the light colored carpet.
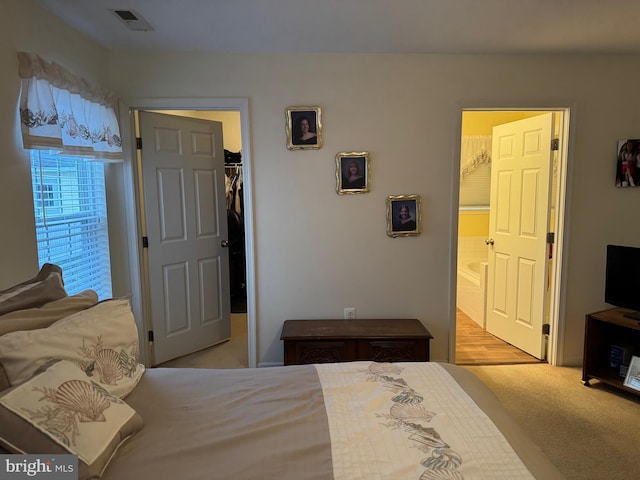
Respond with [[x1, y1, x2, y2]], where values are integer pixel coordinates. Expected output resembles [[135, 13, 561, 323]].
[[158, 313, 248, 369], [465, 363, 640, 480]]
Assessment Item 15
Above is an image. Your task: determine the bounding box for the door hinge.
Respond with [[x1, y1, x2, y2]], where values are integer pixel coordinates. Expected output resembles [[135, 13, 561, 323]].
[[551, 138, 559, 151], [148, 330, 154, 342], [546, 232, 555, 244], [142, 236, 149, 248], [136, 137, 142, 150], [542, 324, 550, 335]]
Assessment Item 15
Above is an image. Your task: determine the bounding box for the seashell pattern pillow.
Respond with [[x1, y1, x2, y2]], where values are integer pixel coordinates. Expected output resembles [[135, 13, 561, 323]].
[[0, 359, 143, 480], [0, 297, 145, 398]]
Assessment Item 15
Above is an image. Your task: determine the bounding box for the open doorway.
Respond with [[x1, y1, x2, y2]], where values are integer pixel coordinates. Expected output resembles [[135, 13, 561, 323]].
[[119, 97, 256, 368], [454, 109, 569, 366], [148, 109, 247, 314]]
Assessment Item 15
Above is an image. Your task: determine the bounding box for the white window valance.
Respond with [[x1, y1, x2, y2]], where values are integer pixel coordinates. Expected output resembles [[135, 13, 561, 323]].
[[17, 52, 123, 161], [460, 135, 492, 178]]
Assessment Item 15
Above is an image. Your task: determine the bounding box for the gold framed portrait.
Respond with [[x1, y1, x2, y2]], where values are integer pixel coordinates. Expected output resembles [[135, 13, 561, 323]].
[[285, 106, 322, 150], [336, 151, 370, 194], [386, 195, 422, 237]]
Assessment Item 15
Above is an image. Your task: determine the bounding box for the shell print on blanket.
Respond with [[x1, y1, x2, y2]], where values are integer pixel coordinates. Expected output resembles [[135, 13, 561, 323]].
[[78, 335, 139, 386], [362, 363, 465, 480]]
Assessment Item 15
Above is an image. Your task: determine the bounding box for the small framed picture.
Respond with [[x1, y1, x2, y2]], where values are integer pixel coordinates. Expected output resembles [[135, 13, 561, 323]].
[[386, 195, 421, 237], [336, 152, 370, 194], [285, 106, 322, 150], [616, 139, 640, 187]]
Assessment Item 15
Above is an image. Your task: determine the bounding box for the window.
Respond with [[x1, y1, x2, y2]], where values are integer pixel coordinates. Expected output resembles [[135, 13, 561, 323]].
[[30, 150, 113, 299]]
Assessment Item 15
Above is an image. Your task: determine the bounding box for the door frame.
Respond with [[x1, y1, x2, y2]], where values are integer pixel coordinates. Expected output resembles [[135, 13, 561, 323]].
[[119, 97, 256, 368], [450, 105, 574, 366]]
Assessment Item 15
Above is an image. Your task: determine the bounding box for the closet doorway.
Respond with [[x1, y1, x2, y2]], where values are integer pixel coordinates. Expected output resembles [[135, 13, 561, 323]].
[[121, 97, 256, 368]]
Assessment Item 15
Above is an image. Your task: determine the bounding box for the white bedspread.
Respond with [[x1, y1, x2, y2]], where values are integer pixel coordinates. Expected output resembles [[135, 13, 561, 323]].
[[316, 362, 535, 479]]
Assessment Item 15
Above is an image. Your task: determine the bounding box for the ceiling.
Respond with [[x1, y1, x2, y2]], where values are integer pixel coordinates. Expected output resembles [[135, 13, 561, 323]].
[[35, 0, 640, 55]]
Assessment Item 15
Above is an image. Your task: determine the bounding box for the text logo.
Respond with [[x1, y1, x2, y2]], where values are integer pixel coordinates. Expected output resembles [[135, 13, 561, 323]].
[[1, 455, 77, 479]]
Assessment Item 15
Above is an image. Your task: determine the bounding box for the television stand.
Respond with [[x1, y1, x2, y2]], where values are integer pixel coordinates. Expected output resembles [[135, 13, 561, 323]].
[[583, 307, 640, 396], [623, 310, 640, 321]]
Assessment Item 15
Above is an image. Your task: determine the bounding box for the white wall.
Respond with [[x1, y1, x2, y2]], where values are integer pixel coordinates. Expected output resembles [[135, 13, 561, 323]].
[[3, 1, 640, 367], [107, 51, 640, 366]]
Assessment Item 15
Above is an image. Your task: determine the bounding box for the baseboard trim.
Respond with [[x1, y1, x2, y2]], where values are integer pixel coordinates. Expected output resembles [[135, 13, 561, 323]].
[[258, 362, 284, 368]]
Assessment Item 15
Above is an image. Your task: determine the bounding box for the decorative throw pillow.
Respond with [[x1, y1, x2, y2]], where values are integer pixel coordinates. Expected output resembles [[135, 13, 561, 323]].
[[0, 264, 67, 316], [0, 359, 143, 480], [0, 289, 99, 336], [0, 297, 145, 398]]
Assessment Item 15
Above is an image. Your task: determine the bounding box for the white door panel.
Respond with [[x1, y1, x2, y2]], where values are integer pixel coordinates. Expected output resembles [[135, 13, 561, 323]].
[[156, 168, 186, 242], [194, 170, 218, 237], [486, 113, 553, 359], [140, 111, 231, 365], [492, 253, 509, 315], [163, 262, 190, 335]]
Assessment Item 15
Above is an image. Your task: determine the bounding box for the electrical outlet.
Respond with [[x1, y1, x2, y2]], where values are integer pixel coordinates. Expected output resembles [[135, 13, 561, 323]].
[[344, 307, 356, 319]]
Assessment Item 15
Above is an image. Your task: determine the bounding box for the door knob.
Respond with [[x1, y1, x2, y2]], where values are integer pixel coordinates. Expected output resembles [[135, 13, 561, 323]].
[[485, 238, 494, 246], [221, 240, 230, 247]]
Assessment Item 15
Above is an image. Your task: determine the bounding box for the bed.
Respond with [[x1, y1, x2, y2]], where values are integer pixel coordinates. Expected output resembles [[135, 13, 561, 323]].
[[0, 265, 564, 479]]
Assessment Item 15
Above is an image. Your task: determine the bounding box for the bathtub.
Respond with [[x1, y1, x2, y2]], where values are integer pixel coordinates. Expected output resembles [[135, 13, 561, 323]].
[[456, 258, 488, 328]]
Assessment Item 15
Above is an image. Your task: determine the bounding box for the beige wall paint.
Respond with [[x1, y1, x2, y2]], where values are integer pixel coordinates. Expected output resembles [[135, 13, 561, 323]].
[[0, 0, 113, 287], [107, 51, 640, 366], [4, 1, 640, 366]]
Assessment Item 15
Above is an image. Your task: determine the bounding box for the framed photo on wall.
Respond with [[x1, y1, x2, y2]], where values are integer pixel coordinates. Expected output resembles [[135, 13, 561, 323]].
[[386, 195, 421, 237], [336, 151, 370, 194], [285, 106, 322, 150], [616, 139, 640, 187]]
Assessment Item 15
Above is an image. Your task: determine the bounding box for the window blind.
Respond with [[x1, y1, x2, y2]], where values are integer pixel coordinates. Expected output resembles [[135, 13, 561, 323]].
[[30, 150, 112, 299], [459, 164, 491, 207]]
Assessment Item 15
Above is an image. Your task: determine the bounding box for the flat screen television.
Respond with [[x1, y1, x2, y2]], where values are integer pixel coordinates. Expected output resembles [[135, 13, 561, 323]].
[[605, 244, 640, 320]]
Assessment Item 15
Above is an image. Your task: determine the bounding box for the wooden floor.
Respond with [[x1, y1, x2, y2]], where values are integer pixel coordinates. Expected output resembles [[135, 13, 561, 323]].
[[455, 309, 543, 365]]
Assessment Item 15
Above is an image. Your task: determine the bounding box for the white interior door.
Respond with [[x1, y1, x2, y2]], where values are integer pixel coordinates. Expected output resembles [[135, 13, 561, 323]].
[[485, 113, 554, 359], [139, 111, 231, 365]]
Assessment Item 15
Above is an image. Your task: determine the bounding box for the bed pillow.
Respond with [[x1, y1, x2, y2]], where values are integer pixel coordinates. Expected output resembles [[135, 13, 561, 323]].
[[0, 290, 98, 392], [0, 359, 143, 480], [0, 297, 145, 398], [0, 264, 67, 316], [0, 364, 9, 393], [0, 289, 99, 336]]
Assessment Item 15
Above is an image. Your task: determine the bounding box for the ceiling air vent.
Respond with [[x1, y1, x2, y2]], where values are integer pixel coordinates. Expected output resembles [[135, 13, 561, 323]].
[[110, 9, 154, 32]]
